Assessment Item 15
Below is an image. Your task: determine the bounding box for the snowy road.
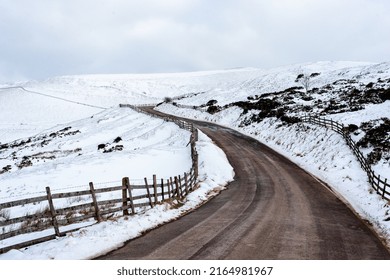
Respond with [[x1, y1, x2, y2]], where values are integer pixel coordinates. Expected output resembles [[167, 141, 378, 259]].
[[97, 109, 390, 260]]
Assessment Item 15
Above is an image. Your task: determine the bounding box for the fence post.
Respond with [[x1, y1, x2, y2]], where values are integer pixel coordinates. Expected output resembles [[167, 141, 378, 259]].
[[46, 187, 61, 237], [169, 177, 174, 198], [178, 175, 183, 198], [191, 141, 195, 159], [89, 182, 102, 222], [184, 172, 189, 195], [383, 179, 387, 199], [194, 151, 199, 179], [167, 179, 171, 199], [125, 177, 135, 215], [144, 178, 154, 208], [174, 176, 180, 199], [376, 175, 381, 195], [122, 178, 129, 215], [153, 175, 158, 204], [161, 178, 165, 201], [190, 168, 195, 190], [368, 169, 373, 186]]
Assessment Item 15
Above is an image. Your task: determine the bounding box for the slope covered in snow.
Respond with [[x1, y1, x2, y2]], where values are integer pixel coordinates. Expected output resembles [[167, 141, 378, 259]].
[[0, 107, 192, 201], [154, 61, 390, 247], [156, 61, 390, 174], [0, 60, 389, 258], [0, 129, 234, 259]]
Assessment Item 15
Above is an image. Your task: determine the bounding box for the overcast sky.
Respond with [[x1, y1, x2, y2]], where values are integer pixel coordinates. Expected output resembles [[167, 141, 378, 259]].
[[1, 0, 389, 82]]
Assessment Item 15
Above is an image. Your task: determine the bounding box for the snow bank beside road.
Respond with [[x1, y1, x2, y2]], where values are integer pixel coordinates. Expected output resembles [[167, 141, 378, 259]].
[[156, 104, 390, 246], [0, 129, 234, 260]]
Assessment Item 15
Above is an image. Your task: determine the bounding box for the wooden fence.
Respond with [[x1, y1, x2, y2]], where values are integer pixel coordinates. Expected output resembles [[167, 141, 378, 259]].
[[301, 115, 390, 201], [0, 169, 197, 254], [170, 103, 208, 112], [0, 106, 199, 254], [120, 104, 199, 178]]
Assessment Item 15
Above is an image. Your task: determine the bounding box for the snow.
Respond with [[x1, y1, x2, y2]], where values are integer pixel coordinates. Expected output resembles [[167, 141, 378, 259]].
[[156, 103, 390, 246], [0, 108, 193, 203], [0, 131, 234, 260], [0, 60, 389, 259], [0, 87, 102, 142]]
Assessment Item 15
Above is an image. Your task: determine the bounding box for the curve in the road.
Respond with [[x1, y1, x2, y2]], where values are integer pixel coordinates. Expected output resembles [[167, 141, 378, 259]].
[[96, 112, 390, 260]]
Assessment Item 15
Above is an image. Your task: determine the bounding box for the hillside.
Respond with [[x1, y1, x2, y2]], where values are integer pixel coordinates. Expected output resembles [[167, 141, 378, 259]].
[[0, 61, 389, 258], [154, 61, 390, 245], [156, 61, 390, 175]]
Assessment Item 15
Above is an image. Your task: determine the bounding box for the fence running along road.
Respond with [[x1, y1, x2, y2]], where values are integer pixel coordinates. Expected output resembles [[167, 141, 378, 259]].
[[301, 115, 389, 201], [0, 169, 197, 254], [0, 105, 199, 254], [98, 108, 390, 260]]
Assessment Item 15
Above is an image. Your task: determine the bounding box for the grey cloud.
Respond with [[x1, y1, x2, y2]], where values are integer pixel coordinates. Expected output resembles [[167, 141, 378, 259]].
[[0, 0, 389, 82]]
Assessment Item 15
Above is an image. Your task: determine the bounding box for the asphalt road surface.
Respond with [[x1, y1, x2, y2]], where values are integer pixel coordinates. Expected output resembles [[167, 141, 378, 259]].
[[96, 109, 390, 260]]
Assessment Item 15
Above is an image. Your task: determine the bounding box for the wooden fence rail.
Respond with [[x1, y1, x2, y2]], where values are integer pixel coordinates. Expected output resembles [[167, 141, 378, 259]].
[[0, 105, 199, 254], [0, 168, 197, 254], [301, 115, 390, 201], [120, 103, 199, 178], [170, 103, 208, 112]]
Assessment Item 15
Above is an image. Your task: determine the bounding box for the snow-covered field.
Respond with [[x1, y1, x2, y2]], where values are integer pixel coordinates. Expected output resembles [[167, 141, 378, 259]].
[[0, 60, 389, 258], [0, 129, 233, 260], [0, 107, 193, 199], [154, 61, 390, 247], [0, 79, 235, 259]]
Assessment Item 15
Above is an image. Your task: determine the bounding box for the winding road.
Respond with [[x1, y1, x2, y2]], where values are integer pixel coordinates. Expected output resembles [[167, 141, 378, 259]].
[[96, 109, 390, 260]]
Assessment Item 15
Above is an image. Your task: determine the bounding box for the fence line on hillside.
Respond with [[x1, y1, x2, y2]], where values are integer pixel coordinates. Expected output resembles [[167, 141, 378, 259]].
[[301, 115, 389, 201], [119, 103, 199, 178], [170, 102, 208, 112], [0, 105, 199, 254], [129, 103, 159, 107]]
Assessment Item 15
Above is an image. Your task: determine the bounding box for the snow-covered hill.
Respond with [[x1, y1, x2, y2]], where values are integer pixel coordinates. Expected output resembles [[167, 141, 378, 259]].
[[0, 108, 193, 199], [155, 61, 390, 175], [0, 60, 389, 258], [154, 61, 390, 247], [0, 107, 234, 258], [1, 60, 388, 200]]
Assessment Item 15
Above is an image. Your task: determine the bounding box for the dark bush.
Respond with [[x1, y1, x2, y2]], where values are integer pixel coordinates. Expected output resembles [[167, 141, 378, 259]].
[[367, 148, 382, 164], [0, 143, 9, 150], [378, 88, 390, 101], [295, 74, 304, 82], [357, 119, 390, 150], [310, 72, 320, 77], [207, 105, 221, 114], [0, 165, 12, 174], [301, 95, 313, 101], [113, 137, 122, 143], [206, 99, 218, 106], [347, 124, 359, 133], [280, 115, 301, 124], [17, 157, 32, 169]]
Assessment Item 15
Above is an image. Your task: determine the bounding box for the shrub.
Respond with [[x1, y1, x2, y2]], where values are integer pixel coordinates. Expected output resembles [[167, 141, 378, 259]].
[[164, 97, 173, 103], [207, 105, 221, 114], [206, 99, 218, 106]]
